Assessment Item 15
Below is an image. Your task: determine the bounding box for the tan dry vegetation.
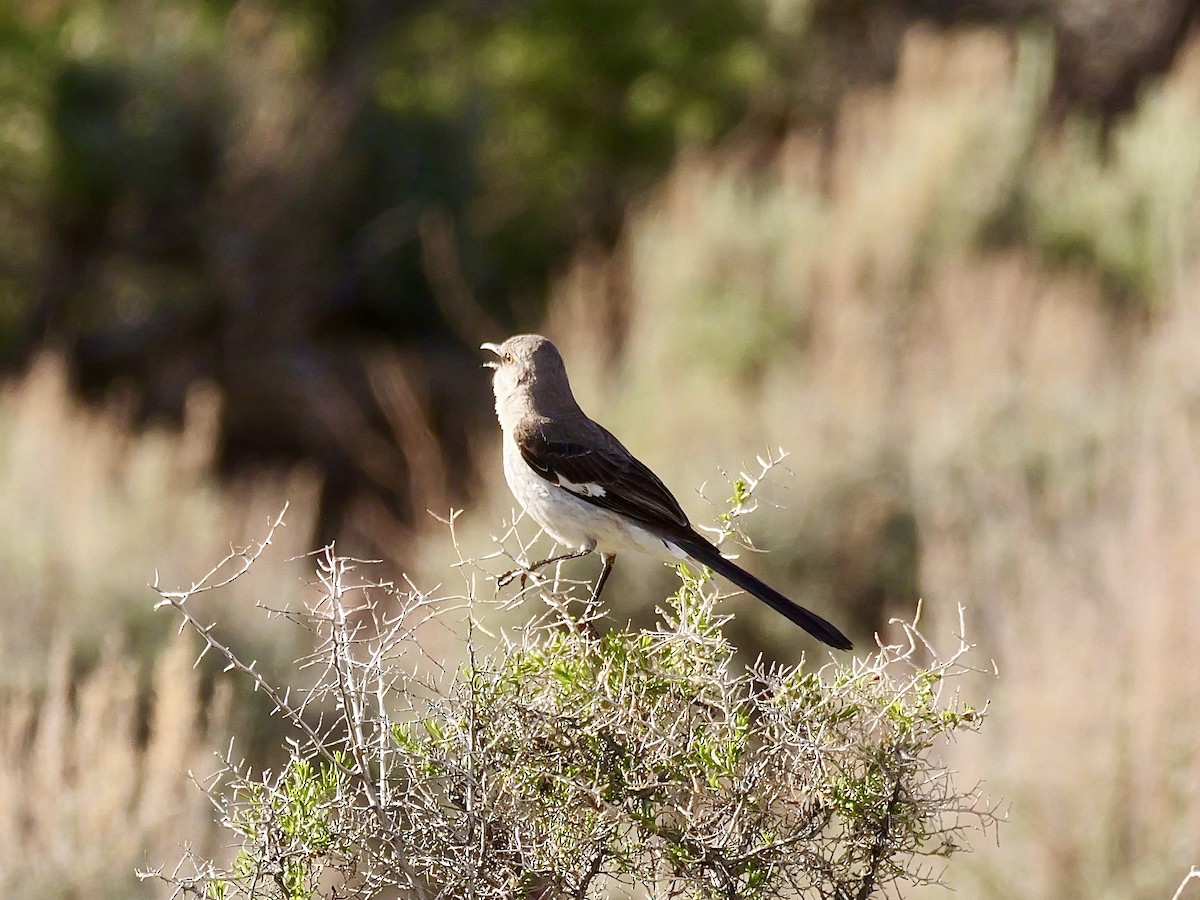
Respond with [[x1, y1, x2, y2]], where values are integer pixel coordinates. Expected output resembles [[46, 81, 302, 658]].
[[0, 356, 324, 896], [0, 634, 228, 897], [0, 354, 321, 674], [534, 25, 1200, 899]]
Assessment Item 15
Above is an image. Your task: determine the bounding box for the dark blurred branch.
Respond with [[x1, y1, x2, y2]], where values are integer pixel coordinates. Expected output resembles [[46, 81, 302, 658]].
[[419, 207, 506, 347]]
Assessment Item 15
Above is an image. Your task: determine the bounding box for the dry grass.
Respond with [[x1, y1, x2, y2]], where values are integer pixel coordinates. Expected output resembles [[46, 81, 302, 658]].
[[534, 25, 1200, 899], [0, 354, 320, 674], [0, 634, 229, 897], [0, 356, 323, 897]]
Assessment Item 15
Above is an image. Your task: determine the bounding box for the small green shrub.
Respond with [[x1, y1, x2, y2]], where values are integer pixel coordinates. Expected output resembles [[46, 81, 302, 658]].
[[144, 500, 994, 899]]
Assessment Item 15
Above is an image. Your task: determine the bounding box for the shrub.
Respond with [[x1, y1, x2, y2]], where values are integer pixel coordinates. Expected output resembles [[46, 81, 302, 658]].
[[144, 499, 994, 899]]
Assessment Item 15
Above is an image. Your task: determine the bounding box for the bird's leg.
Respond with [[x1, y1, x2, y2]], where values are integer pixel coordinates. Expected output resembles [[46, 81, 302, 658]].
[[498, 546, 595, 589], [587, 553, 616, 612]]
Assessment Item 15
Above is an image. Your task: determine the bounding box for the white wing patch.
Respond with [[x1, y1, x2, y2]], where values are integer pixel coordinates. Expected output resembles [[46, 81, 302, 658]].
[[555, 474, 607, 498]]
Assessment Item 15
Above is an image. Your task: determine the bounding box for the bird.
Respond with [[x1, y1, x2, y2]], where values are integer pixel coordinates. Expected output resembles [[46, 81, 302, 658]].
[[481, 333, 853, 651]]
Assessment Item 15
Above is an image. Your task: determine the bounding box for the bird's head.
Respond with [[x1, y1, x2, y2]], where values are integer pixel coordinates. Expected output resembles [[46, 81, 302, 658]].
[[481, 334, 575, 425], [481, 333, 566, 389]]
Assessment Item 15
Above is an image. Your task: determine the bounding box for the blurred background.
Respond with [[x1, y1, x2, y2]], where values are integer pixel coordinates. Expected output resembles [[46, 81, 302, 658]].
[[2, 0, 1200, 896]]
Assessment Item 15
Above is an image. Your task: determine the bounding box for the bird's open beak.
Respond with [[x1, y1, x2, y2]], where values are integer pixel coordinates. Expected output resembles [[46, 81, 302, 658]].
[[480, 342, 502, 369]]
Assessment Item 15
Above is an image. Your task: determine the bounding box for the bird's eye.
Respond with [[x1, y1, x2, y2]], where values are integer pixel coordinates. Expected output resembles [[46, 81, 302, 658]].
[[503, 352, 514, 364]]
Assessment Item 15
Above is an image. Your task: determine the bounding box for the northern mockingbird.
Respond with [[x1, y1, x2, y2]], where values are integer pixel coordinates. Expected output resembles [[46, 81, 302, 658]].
[[482, 334, 853, 651]]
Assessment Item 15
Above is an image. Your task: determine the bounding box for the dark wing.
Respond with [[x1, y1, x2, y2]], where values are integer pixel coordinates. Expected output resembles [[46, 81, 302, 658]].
[[516, 421, 690, 532]]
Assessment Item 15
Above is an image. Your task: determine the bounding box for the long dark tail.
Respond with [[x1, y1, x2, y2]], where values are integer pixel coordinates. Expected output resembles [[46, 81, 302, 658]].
[[674, 532, 853, 651]]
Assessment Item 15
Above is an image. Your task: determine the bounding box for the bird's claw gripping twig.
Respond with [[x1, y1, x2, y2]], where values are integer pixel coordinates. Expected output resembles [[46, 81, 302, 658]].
[[497, 566, 530, 590]]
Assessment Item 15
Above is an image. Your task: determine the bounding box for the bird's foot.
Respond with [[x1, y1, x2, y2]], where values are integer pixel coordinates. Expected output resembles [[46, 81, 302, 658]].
[[497, 566, 530, 590], [498, 549, 592, 592]]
